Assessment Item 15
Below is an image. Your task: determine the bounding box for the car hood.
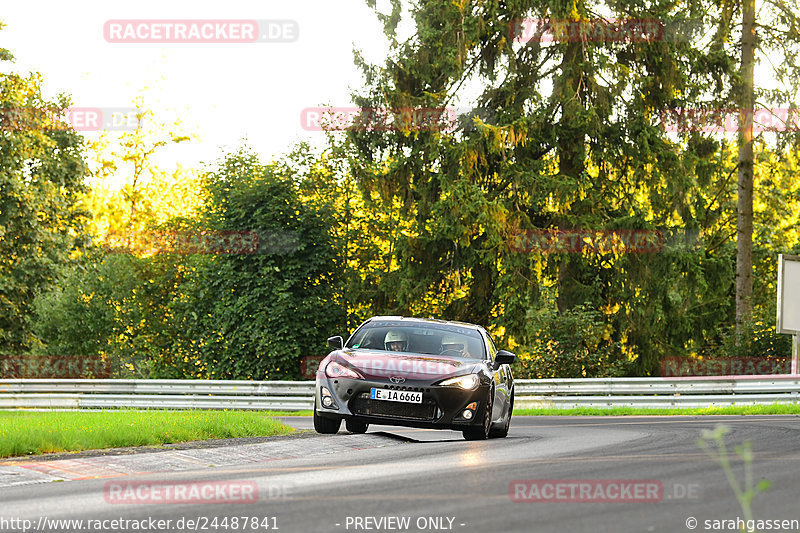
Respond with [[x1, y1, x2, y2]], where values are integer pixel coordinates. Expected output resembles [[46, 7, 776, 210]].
[[329, 348, 484, 381]]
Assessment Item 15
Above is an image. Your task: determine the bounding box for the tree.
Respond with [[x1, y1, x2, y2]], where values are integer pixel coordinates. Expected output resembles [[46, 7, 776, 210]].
[[735, 0, 755, 335], [732, 0, 800, 335], [339, 0, 744, 374], [0, 29, 90, 353], [30, 99, 205, 376], [163, 149, 348, 379], [32, 253, 156, 376], [84, 97, 198, 242]]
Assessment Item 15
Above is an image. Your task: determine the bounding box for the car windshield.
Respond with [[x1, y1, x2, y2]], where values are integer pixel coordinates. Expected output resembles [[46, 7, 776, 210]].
[[346, 321, 485, 359]]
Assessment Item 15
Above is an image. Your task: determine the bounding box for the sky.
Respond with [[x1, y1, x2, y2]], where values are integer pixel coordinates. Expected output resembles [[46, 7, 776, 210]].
[[2, 1, 395, 172], [2, 0, 791, 180]]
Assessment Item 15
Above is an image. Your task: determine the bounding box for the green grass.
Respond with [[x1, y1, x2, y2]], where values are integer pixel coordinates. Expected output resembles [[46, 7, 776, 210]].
[[269, 405, 800, 417], [258, 410, 312, 416], [0, 410, 294, 459], [514, 404, 800, 416]]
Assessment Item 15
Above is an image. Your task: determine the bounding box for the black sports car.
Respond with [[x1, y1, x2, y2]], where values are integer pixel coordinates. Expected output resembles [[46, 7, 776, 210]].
[[313, 316, 516, 440]]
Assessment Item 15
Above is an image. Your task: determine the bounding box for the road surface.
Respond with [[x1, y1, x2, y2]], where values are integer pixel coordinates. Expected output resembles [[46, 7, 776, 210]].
[[2, 415, 800, 532]]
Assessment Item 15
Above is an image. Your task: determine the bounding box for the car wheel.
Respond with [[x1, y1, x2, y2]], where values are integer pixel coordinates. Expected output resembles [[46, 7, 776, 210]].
[[313, 400, 341, 434], [462, 388, 493, 441], [489, 388, 513, 439], [345, 419, 369, 434]]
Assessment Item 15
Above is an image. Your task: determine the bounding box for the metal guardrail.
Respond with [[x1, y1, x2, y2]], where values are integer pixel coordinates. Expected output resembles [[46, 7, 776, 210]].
[[515, 376, 800, 409], [0, 376, 798, 410], [0, 380, 314, 411]]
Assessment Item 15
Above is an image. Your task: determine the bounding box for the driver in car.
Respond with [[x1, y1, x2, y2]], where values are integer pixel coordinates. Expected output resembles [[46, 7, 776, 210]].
[[440, 334, 472, 358], [384, 330, 409, 352]]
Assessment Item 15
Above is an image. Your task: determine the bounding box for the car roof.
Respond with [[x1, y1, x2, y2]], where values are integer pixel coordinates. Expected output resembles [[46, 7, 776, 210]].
[[365, 316, 483, 331]]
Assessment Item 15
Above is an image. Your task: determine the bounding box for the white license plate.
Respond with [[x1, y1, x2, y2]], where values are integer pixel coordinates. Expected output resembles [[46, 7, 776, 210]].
[[370, 388, 422, 403]]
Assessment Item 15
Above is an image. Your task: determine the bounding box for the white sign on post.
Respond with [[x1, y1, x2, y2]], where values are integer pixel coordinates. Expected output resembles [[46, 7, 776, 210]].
[[776, 254, 800, 374]]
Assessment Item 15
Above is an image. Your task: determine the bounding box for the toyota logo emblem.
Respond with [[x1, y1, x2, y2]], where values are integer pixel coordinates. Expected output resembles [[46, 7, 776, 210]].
[[390, 376, 405, 384]]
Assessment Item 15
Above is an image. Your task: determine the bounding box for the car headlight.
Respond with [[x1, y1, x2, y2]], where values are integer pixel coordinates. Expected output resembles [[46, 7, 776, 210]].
[[440, 374, 479, 390], [324, 361, 363, 379]]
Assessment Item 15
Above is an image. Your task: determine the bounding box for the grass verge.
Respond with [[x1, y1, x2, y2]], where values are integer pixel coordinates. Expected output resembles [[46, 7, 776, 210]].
[[264, 406, 800, 417], [258, 410, 312, 416], [265, 403, 800, 416], [0, 410, 294, 458], [514, 404, 800, 416]]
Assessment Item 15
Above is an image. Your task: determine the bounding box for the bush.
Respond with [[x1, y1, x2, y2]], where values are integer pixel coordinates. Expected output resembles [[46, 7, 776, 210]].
[[513, 303, 631, 379], [701, 318, 793, 361], [31, 149, 348, 380], [165, 150, 347, 380]]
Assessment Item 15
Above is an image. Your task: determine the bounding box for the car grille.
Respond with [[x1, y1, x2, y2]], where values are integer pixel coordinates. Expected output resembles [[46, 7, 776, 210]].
[[351, 393, 437, 420]]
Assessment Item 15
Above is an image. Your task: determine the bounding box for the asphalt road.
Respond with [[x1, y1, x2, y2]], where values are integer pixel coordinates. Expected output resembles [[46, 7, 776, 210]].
[[3, 415, 800, 533]]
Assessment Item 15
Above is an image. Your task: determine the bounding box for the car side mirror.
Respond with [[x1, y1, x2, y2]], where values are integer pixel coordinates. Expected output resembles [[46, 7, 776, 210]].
[[494, 349, 516, 369], [327, 336, 344, 350]]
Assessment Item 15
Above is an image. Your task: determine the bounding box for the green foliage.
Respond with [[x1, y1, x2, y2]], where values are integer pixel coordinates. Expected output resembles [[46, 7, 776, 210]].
[[31, 149, 348, 380], [328, 0, 800, 377], [514, 303, 630, 378], [167, 149, 347, 379], [702, 314, 793, 361], [0, 56, 90, 352], [10, 7, 800, 380], [0, 410, 293, 458], [31, 251, 186, 377], [31, 257, 118, 360], [29, 99, 212, 377]]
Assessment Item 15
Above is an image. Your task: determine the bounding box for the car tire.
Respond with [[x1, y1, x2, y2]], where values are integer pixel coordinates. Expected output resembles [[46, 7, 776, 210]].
[[345, 419, 369, 434], [489, 388, 513, 439], [462, 388, 493, 441], [313, 401, 342, 434]]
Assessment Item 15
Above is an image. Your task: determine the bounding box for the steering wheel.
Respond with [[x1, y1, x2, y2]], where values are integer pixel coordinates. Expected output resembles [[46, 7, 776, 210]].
[[440, 349, 463, 356]]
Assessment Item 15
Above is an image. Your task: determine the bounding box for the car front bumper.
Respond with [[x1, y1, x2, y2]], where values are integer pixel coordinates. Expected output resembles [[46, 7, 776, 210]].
[[315, 375, 490, 431]]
